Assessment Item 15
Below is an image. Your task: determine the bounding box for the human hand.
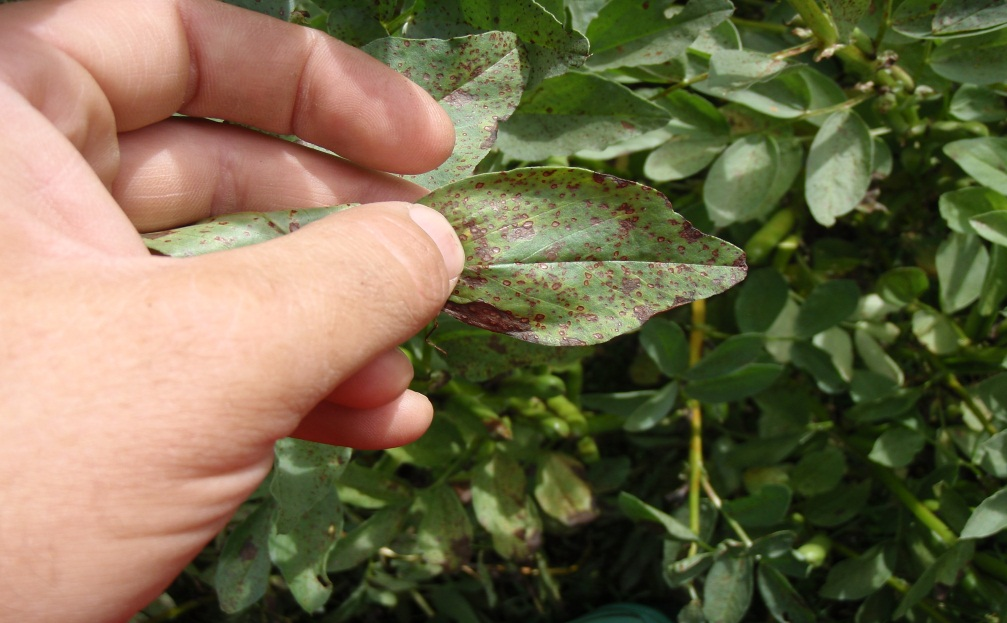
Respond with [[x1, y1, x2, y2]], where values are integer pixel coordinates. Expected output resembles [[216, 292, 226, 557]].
[[0, 1, 462, 621]]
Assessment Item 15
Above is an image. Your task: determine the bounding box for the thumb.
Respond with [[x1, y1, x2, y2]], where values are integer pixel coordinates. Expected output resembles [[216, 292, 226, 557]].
[[171, 201, 463, 438]]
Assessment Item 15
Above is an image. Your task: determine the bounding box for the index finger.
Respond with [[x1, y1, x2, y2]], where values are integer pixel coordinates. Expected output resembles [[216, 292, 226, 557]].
[[1, 0, 453, 175]]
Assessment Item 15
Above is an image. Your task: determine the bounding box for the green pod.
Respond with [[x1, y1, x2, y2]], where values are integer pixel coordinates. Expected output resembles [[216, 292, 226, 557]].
[[539, 416, 572, 439], [547, 395, 589, 437], [446, 393, 512, 440], [506, 396, 551, 419], [744, 208, 796, 266], [498, 372, 567, 399], [796, 534, 832, 568]]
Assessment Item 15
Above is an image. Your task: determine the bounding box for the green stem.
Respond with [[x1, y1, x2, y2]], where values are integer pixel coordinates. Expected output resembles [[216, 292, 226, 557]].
[[974, 552, 1007, 585], [867, 461, 959, 546], [945, 374, 998, 436], [701, 477, 754, 548], [730, 16, 788, 35], [786, 0, 838, 51], [687, 300, 706, 555]]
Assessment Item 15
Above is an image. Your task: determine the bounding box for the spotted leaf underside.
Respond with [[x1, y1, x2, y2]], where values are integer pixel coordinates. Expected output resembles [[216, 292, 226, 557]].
[[142, 167, 746, 346], [419, 167, 747, 346]]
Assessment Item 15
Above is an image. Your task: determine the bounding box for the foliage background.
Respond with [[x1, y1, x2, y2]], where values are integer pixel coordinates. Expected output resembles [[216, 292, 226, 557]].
[[139, 0, 1007, 621]]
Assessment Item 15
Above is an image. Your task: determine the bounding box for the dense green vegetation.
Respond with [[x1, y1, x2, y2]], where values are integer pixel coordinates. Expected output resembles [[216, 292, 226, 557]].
[[138, 1, 1007, 621]]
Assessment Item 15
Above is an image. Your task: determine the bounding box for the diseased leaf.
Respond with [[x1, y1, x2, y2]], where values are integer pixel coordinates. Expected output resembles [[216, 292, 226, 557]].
[[707, 49, 789, 91], [472, 451, 543, 561], [407, 0, 588, 88], [424, 167, 747, 346], [534, 452, 599, 527], [216, 501, 274, 614], [412, 484, 474, 574], [805, 111, 874, 227], [364, 32, 528, 188], [933, 0, 1007, 36], [823, 0, 872, 42], [143, 207, 345, 257], [703, 549, 754, 623], [268, 485, 343, 612], [586, 0, 734, 71], [931, 28, 1007, 84], [496, 72, 671, 160], [271, 439, 351, 533], [224, 0, 293, 20]]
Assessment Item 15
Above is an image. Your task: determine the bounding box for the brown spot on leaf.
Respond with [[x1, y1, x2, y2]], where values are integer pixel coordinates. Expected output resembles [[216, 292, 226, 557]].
[[444, 301, 531, 335]]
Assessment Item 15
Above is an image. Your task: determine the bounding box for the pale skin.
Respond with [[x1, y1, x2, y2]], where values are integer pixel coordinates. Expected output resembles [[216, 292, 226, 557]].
[[0, 1, 465, 620]]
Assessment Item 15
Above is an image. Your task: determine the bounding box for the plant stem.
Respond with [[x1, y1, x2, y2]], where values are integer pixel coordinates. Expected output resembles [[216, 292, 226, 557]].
[[786, 0, 838, 52], [701, 477, 754, 548], [687, 300, 706, 556], [867, 461, 959, 546], [944, 374, 998, 436]]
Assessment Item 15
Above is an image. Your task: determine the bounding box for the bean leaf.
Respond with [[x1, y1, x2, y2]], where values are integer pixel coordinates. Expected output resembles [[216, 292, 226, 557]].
[[424, 167, 747, 346]]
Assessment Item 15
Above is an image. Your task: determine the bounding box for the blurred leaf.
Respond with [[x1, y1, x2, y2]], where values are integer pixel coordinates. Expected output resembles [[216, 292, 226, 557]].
[[497, 72, 670, 160], [932, 29, 1007, 85], [702, 548, 754, 623], [854, 328, 905, 386], [665, 552, 715, 588], [707, 49, 789, 90], [735, 268, 790, 333], [704, 136, 802, 228], [758, 564, 816, 623], [892, 0, 941, 38], [936, 232, 990, 313], [364, 32, 527, 188], [940, 187, 1007, 236], [386, 415, 466, 467], [893, 541, 975, 618], [846, 387, 922, 424], [961, 486, 1007, 539], [640, 317, 690, 377], [911, 309, 962, 355], [429, 167, 747, 346], [644, 91, 731, 182], [472, 451, 543, 561], [413, 484, 474, 574], [933, 0, 1007, 36], [685, 334, 767, 380], [945, 137, 1007, 194], [534, 452, 599, 527], [216, 501, 274, 613], [326, 3, 388, 46], [868, 425, 926, 468], [618, 492, 699, 542], [803, 480, 871, 527], [979, 431, 1007, 477], [626, 381, 680, 432], [586, 0, 734, 71], [805, 111, 874, 227], [336, 462, 413, 510], [970, 210, 1007, 246], [695, 66, 845, 120], [408, 0, 589, 87], [724, 483, 792, 527], [686, 363, 784, 403], [877, 267, 929, 307], [819, 542, 896, 600], [329, 505, 409, 573], [224, 0, 294, 20], [950, 84, 1007, 122], [795, 279, 860, 338], [791, 446, 847, 496]]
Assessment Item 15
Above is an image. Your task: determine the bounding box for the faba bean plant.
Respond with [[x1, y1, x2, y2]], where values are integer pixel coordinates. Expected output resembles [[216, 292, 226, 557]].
[[137, 1, 1007, 622]]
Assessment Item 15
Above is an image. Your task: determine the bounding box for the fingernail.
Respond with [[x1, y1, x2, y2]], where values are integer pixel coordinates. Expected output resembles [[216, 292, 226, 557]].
[[409, 204, 465, 280]]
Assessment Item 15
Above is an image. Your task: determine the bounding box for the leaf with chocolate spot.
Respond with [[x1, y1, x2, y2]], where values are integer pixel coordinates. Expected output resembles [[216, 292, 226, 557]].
[[418, 166, 747, 346]]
